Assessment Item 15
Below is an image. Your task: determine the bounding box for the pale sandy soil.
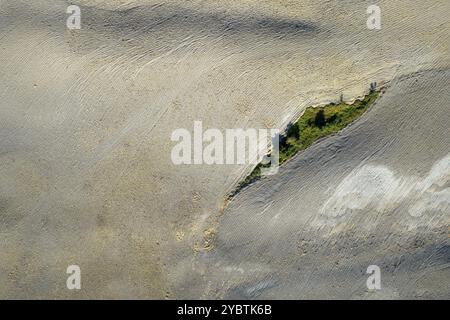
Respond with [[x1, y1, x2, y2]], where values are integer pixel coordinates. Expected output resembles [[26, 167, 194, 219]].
[[0, 0, 448, 298]]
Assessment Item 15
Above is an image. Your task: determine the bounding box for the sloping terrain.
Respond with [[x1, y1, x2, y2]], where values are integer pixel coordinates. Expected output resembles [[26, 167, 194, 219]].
[[193, 70, 450, 299], [0, 0, 448, 298]]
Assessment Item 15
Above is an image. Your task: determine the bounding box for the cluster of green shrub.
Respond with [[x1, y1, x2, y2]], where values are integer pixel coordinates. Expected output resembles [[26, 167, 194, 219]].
[[234, 89, 380, 192]]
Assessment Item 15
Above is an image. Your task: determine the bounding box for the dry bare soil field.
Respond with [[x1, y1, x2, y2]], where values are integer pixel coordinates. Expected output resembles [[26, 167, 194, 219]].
[[0, 0, 449, 299]]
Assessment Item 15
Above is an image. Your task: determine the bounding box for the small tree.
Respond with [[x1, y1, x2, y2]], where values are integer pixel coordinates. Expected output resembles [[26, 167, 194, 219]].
[[314, 109, 326, 128], [286, 123, 300, 139]]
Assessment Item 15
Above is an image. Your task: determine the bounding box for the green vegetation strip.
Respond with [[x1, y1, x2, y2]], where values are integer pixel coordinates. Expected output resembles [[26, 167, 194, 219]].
[[234, 89, 380, 193]]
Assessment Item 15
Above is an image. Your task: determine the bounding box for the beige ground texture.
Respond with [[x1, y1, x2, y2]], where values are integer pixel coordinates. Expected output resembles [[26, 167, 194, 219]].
[[0, 0, 448, 298]]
